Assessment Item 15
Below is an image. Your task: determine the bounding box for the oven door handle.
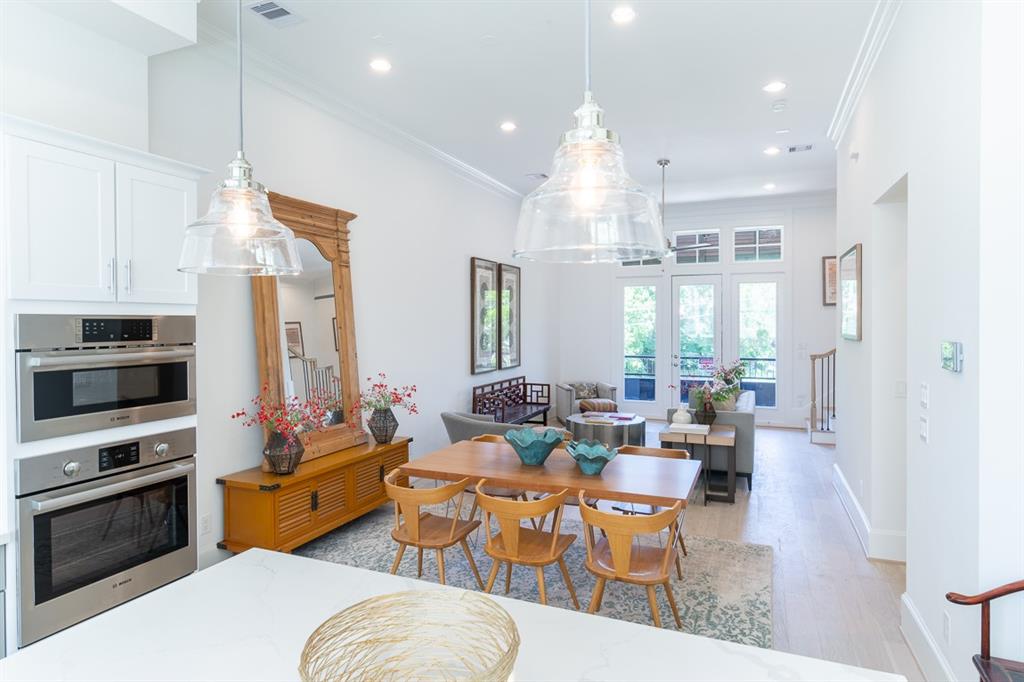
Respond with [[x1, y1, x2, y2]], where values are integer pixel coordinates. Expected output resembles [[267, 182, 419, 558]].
[[28, 348, 195, 368], [30, 462, 196, 514]]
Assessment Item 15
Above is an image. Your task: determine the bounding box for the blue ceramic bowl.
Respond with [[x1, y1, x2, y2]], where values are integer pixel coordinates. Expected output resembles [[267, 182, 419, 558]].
[[504, 428, 563, 466], [567, 439, 618, 475]]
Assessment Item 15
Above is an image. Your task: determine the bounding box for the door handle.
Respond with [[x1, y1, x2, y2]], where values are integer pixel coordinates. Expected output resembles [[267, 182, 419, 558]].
[[28, 348, 195, 368], [124, 258, 132, 295], [31, 462, 195, 514]]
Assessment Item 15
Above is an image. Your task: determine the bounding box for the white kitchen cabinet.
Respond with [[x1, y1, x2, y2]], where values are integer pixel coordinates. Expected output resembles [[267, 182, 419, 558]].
[[115, 163, 197, 304], [6, 136, 117, 302], [3, 117, 206, 305]]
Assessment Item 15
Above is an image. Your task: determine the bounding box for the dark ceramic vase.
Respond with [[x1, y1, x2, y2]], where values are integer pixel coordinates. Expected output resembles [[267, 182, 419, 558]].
[[263, 431, 304, 474], [695, 400, 717, 425], [368, 408, 399, 444]]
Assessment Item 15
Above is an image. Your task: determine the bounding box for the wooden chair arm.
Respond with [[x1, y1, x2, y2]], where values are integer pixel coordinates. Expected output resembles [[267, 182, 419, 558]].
[[947, 580, 1024, 605]]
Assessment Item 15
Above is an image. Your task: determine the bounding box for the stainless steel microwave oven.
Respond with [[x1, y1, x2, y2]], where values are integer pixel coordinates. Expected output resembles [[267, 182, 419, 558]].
[[16, 315, 196, 443]]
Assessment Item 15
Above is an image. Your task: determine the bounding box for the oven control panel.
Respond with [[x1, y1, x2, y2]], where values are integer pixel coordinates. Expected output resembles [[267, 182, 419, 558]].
[[98, 441, 141, 472], [15, 427, 197, 495], [77, 318, 157, 343]]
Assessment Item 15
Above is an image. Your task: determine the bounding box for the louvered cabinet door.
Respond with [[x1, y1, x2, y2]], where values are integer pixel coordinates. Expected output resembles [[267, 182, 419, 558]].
[[382, 448, 410, 487], [275, 483, 314, 544], [353, 456, 384, 508], [314, 469, 348, 524]]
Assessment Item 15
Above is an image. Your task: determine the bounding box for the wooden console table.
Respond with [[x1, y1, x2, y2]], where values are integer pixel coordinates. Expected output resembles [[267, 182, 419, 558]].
[[659, 425, 737, 504], [216, 437, 411, 553]]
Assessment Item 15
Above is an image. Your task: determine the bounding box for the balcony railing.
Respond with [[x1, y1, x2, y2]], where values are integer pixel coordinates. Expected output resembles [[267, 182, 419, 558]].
[[623, 354, 777, 406]]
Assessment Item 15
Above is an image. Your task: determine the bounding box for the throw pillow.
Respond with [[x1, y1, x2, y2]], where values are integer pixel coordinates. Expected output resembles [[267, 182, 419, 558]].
[[579, 398, 617, 413], [572, 382, 599, 399]]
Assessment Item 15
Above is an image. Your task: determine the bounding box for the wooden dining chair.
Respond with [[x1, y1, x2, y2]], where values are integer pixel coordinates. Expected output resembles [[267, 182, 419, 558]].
[[614, 444, 692, 575], [578, 491, 684, 629], [383, 469, 484, 589], [467, 433, 567, 528], [474, 480, 580, 609]]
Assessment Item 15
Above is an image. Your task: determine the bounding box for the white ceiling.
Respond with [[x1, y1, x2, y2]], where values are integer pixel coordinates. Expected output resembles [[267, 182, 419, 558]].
[[198, 0, 872, 203]]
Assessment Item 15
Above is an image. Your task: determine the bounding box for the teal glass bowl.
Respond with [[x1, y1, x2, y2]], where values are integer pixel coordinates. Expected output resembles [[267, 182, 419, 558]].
[[504, 428, 563, 466], [567, 439, 618, 475]]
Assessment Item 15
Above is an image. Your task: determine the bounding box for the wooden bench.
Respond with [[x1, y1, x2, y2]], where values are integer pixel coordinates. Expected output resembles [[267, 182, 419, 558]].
[[472, 376, 551, 425]]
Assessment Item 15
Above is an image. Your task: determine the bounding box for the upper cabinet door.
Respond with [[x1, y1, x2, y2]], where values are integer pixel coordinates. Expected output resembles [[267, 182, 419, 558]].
[[7, 136, 117, 302], [115, 163, 197, 304]]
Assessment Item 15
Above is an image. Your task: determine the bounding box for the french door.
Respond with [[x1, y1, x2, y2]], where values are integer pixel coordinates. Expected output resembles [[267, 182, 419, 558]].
[[670, 275, 723, 408]]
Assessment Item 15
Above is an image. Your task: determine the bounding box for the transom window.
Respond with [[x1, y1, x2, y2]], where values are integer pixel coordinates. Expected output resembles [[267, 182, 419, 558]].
[[734, 226, 783, 262], [674, 229, 720, 264]]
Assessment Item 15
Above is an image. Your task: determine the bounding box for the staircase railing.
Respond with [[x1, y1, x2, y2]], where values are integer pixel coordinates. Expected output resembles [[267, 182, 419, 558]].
[[810, 348, 836, 431], [288, 349, 341, 403]]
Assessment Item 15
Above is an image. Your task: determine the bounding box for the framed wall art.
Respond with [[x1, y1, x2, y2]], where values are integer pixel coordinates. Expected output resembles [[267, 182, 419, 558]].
[[822, 255, 838, 306], [498, 263, 521, 369], [839, 244, 863, 340], [470, 257, 499, 374], [284, 320, 305, 357]]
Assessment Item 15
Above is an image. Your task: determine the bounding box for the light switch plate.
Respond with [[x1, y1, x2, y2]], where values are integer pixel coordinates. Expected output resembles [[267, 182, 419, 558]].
[[895, 381, 907, 398], [920, 383, 929, 409], [919, 415, 929, 443]]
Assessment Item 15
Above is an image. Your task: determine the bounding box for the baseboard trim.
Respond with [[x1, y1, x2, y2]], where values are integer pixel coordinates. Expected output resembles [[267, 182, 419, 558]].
[[901, 593, 957, 682], [831, 464, 906, 561]]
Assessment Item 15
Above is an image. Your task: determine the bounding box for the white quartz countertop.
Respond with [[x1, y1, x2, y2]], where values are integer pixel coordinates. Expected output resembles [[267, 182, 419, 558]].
[[1, 549, 905, 681]]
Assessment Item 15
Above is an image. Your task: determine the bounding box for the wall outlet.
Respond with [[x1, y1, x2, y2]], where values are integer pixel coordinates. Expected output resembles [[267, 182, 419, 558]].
[[200, 514, 212, 536], [943, 611, 951, 645], [919, 416, 929, 443]]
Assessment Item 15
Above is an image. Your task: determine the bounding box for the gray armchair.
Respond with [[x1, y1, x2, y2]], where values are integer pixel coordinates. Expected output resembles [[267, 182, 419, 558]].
[[667, 390, 756, 490], [555, 382, 617, 423], [440, 411, 531, 444]]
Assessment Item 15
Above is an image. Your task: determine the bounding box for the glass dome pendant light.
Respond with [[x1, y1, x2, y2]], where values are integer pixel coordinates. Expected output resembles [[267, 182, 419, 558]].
[[178, 0, 301, 276], [512, 0, 666, 263]]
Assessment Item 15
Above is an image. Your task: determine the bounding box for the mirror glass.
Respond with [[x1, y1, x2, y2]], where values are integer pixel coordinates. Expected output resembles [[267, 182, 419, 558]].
[[277, 239, 343, 421]]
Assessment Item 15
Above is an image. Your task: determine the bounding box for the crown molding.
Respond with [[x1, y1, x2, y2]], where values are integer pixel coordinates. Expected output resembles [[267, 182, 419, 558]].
[[194, 21, 521, 201], [826, 0, 903, 148]]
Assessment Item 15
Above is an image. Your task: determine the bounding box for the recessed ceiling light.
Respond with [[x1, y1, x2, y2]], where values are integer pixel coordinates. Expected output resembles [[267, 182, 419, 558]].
[[775, 128, 791, 135], [500, 121, 517, 132], [763, 183, 777, 191], [610, 6, 636, 24], [369, 58, 392, 73], [762, 81, 787, 93], [763, 146, 782, 156]]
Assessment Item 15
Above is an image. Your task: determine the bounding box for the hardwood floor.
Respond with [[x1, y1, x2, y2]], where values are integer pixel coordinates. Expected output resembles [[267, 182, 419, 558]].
[[648, 424, 923, 679]]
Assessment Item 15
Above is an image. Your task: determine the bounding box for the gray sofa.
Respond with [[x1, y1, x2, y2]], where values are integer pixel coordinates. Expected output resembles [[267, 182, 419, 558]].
[[667, 390, 755, 490], [555, 382, 617, 423], [440, 411, 567, 444]]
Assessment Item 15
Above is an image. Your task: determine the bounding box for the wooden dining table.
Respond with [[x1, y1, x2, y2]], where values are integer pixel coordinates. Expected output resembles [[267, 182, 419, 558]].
[[397, 440, 702, 507]]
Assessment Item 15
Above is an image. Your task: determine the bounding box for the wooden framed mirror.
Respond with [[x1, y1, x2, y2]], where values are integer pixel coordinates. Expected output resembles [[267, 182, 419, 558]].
[[252, 192, 367, 468]]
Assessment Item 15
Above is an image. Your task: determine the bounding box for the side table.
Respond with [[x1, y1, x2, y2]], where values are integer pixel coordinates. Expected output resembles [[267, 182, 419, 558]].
[[659, 424, 737, 504]]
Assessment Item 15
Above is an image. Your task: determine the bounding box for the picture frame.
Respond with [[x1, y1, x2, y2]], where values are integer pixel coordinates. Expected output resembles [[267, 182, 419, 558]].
[[822, 255, 838, 306], [284, 321, 304, 357], [839, 244, 863, 340], [470, 257, 499, 374], [498, 263, 521, 369]]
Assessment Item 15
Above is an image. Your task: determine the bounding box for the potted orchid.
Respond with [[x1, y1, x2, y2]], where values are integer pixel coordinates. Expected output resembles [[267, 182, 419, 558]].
[[352, 372, 418, 444], [232, 387, 327, 474], [683, 360, 747, 424]]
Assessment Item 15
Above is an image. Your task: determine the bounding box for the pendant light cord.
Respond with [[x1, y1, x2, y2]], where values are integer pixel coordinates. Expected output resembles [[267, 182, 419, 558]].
[[584, 0, 591, 94], [236, 0, 244, 155]]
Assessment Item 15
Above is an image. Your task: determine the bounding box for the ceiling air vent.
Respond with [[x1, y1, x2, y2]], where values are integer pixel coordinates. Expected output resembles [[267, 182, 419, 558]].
[[788, 144, 814, 153], [248, 2, 304, 27]]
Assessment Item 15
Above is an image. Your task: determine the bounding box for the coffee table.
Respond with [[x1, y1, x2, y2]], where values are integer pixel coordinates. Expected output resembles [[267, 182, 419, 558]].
[[565, 413, 646, 447]]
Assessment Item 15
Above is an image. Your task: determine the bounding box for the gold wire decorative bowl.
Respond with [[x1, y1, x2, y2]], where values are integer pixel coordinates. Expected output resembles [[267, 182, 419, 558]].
[[298, 590, 521, 681]]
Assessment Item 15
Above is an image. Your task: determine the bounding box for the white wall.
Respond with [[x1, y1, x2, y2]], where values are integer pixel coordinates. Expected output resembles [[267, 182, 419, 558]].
[[148, 43, 557, 567], [0, 0, 149, 149], [833, 1, 1023, 679], [556, 192, 837, 428]]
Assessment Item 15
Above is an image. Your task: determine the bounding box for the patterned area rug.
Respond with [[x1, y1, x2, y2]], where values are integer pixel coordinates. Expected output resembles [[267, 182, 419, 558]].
[[295, 506, 773, 648]]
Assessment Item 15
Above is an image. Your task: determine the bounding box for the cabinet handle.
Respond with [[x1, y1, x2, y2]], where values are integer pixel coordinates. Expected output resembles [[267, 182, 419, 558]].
[[124, 258, 132, 295], [311, 490, 319, 512], [107, 257, 116, 292], [379, 465, 384, 482]]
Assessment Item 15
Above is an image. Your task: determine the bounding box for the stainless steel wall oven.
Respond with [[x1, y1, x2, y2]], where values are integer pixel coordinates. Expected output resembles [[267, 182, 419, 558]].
[[16, 315, 196, 443], [16, 428, 197, 646]]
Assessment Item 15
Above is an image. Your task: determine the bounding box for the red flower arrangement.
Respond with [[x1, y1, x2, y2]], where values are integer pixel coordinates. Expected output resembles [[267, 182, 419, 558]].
[[351, 372, 419, 416], [232, 385, 328, 443]]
